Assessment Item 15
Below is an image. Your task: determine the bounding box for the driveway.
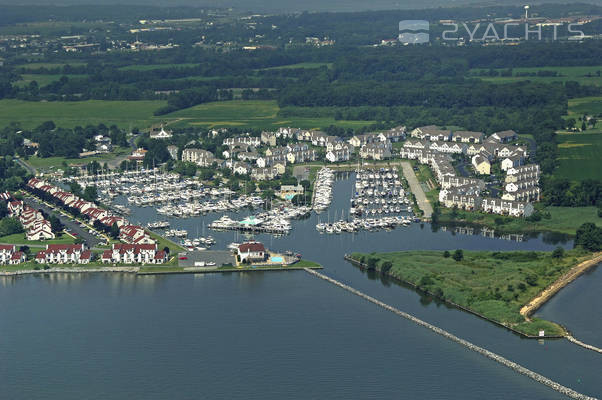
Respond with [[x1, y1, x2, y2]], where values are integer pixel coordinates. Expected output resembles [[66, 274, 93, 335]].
[[22, 196, 103, 247], [400, 161, 433, 219]]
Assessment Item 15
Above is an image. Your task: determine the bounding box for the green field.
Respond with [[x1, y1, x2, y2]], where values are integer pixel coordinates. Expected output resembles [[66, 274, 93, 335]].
[[259, 62, 333, 70], [17, 62, 87, 71], [350, 249, 595, 336], [25, 147, 130, 171], [0, 99, 166, 129], [165, 100, 374, 129], [555, 96, 602, 181], [0, 232, 76, 246], [118, 63, 199, 71], [0, 99, 373, 131], [14, 74, 88, 88], [471, 66, 602, 86]]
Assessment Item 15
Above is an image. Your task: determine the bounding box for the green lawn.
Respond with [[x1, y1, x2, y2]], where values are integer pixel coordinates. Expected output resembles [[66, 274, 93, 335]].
[[0, 99, 166, 129], [567, 96, 602, 117], [259, 62, 333, 70], [24, 147, 130, 170], [165, 100, 374, 130], [470, 66, 602, 86], [14, 74, 88, 88], [0, 232, 76, 246], [118, 63, 199, 71], [350, 249, 595, 337]]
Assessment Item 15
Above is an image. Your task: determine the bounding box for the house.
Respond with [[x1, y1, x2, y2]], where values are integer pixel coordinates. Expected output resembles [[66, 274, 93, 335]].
[[452, 130, 484, 143], [286, 149, 317, 164], [261, 131, 277, 146], [237, 241, 267, 263], [149, 124, 173, 139], [35, 244, 90, 264], [128, 148, 147, 162], [481, 198, 534, 217], [0, 244, 17, 264], [360, 141, 392, 160], [251, 167, 278, 181], [440, 176, 485, 190], [326, 147, 351, 163], [472, 155, 491, 175], [26, 220, 55, 241], [119, 225, 155, 245], [501, 155, 524, 171], [439, 186, 482, 210], [410, 125, 452, 141], [167, 145, 179, 160], [487, 130, 518, 143], [9, 251, 26, 265], [181, 148, 215, 167], [223, 136, 261, 147], [103, 244, 166, 264], [278, 185, 304, 200]]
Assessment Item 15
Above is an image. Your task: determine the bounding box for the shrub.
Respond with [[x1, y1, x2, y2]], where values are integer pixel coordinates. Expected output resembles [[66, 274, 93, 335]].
[[380, 261, 393, 273], [453, 249, 464, 262], [552, 247, 564, 259], [443, 250, 450, 258]]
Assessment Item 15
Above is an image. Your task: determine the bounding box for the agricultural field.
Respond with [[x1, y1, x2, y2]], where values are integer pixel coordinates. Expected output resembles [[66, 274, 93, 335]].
[[0, 99, 166, 130], [259, 62, 333, 70], [25, 146, 131, 171], [556, 96, 602, 181], [470, 66, 602, 86], [164, 100, 374, 129], [118, 63, 199, 71], [14, 74, 88, 88]]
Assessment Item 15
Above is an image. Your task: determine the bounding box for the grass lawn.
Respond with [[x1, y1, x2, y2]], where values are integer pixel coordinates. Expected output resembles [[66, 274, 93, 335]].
[[259, 62, 333, 70], [0, 232, 76, 246], [14, 74, 88, 88], [24, 146, 130, 171], [0, 99, 166, 130], [118, 63, 199, 71], [350, 249, 595, 336], [470, 66, 602, 86], [437, 205, 600, 235], [165, 100, 374, 130]]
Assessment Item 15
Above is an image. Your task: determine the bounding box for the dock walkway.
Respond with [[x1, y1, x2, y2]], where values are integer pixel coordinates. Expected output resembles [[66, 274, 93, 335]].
[[304, 267, 597, 400], [400, 161, 433, 219]]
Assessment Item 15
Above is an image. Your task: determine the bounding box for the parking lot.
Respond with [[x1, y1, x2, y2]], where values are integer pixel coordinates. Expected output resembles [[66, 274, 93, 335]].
[[177, 250, 235, 268]]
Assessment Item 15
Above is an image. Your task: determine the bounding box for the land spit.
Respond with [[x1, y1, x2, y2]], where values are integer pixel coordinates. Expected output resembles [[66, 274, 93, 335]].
[[304, 267, 597, 400]]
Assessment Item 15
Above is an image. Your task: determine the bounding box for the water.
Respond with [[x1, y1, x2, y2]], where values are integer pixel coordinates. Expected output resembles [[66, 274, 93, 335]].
[[1, 174, 599, 399]]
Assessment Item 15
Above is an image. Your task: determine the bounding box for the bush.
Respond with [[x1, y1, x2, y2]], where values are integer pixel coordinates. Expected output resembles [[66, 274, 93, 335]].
[[552, 247, 564, 259], [453, 249, 464, 262], [380, 261, 393, 273], [443, 250, 450, 258]]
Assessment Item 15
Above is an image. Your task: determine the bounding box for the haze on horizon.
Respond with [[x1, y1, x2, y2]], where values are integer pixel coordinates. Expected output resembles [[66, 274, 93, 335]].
[[1, 0, 601, 13]]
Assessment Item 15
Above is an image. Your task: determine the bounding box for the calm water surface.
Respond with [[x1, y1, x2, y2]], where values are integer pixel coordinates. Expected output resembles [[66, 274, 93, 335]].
[[0, 174, 599, 399]]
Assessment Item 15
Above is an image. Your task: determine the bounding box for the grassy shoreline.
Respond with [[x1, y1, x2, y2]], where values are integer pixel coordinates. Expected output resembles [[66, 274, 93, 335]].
[[348, 249, 598, 337]]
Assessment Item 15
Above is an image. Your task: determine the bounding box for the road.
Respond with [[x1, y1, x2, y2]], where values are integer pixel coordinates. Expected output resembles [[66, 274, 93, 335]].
[[22, 195, 103, 247], [14, 158, 36, 175], [400, 161, 433, 219]]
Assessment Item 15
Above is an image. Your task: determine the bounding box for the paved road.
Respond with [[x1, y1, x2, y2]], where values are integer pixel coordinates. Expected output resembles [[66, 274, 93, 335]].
[[22, 196, 103, 247], [14, 158, 36, 175], [400, 161, 433, 219]]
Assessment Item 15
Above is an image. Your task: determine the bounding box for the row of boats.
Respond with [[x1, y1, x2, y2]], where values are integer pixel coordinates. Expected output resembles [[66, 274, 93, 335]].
[[156, 196, 265, 217], [316, 216, 415, 234], [313, 167, 334, 212], [351, 168, 413, 216], [209, 206, 311, 236]]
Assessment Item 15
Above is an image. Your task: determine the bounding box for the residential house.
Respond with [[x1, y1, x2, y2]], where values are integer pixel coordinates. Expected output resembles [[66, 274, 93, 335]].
[[223, 136, 261, 147], [181, 148, 215, 167], [472, 154, 491, 175], [501, 155, 524, 171], [410, 125, 452, 141], [452, 130, 484, 143], [486, 130, 518, 143], [26, 220, 55, 241], [326, 147, 351, 163], [360, 141, 392, 160], [149, 124, 173, 139], [251, 167, 279, 181], [35, 244, 92, 264], [481, 198, 534, 217], [278, 185, 304, 200], [167, 145, 179, 160], [0, 245, 18, 265], [119, 225, 155, 245], [102, 244, 166, 264], [439, 186, 482, 210]]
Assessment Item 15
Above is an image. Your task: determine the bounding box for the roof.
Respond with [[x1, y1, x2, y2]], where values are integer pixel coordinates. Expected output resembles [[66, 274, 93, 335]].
[[238, 241, 265, 253], [0, 244, 15, 251]]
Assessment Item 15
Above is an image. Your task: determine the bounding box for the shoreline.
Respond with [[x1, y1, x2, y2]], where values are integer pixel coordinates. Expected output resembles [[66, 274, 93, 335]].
[[520, 252, 602, 319]]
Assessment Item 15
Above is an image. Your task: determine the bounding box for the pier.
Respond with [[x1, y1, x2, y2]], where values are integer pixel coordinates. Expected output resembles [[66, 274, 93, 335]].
[[304, 267, 597, 400]]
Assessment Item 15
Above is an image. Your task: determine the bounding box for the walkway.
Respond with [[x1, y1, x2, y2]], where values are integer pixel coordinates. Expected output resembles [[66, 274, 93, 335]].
[[304, 268, 596, 400], [400, 161, 433, 219]]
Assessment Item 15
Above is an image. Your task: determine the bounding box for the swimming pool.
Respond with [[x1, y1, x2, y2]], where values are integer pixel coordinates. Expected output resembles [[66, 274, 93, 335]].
[[271, 256, 284, 263]]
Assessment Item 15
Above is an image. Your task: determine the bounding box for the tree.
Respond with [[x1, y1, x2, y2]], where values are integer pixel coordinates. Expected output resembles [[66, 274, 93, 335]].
[[82, 185, 98, 202], [49, 214, 64, 233], [110, 222, 120, 239], [381, 261, 393, 273], [0, 217, 24, 236], [552, 247, 564, 259], [443, 250, 450, 258], [574, 222, 602, 252], [452, 249, 464, 262], [581, 121, 587, 131]]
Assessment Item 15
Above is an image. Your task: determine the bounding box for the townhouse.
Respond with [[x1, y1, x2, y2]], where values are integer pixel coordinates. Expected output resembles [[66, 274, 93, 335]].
[[486, 130, 518, 143], [481, 198, 534, 217], [223, 136, 261, 147], [472, 154, 491, 175], [119, 225, 155, 245], [439, 186, 482, 210], [0, 244, 25, 265], [410, 125, 452, 141], [181, 148, 216, 167], [101, 244, 167, 264], [359, 141, 392, 160], [441, 176, 486, 190], [326, 147, 351, 163], [35, 244, 92, 264], [452, 130, 484, 143]]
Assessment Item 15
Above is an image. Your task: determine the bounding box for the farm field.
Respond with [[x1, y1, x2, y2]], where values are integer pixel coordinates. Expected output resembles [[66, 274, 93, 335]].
[[555, 96, 602, 181], [164, 100, 375, 129], [14, 74, 88, 88], [0, 99, 166, 130], [25, 147, 131, 171], [470, 66, 602, 86], [118, 63, 199, 71], [259, 62, 333, 70]]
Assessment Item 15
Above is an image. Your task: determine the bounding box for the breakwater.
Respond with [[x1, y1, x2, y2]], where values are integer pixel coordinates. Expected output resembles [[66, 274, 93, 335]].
[[304, 267, 597, 400], [566, 335, 602, 354]]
